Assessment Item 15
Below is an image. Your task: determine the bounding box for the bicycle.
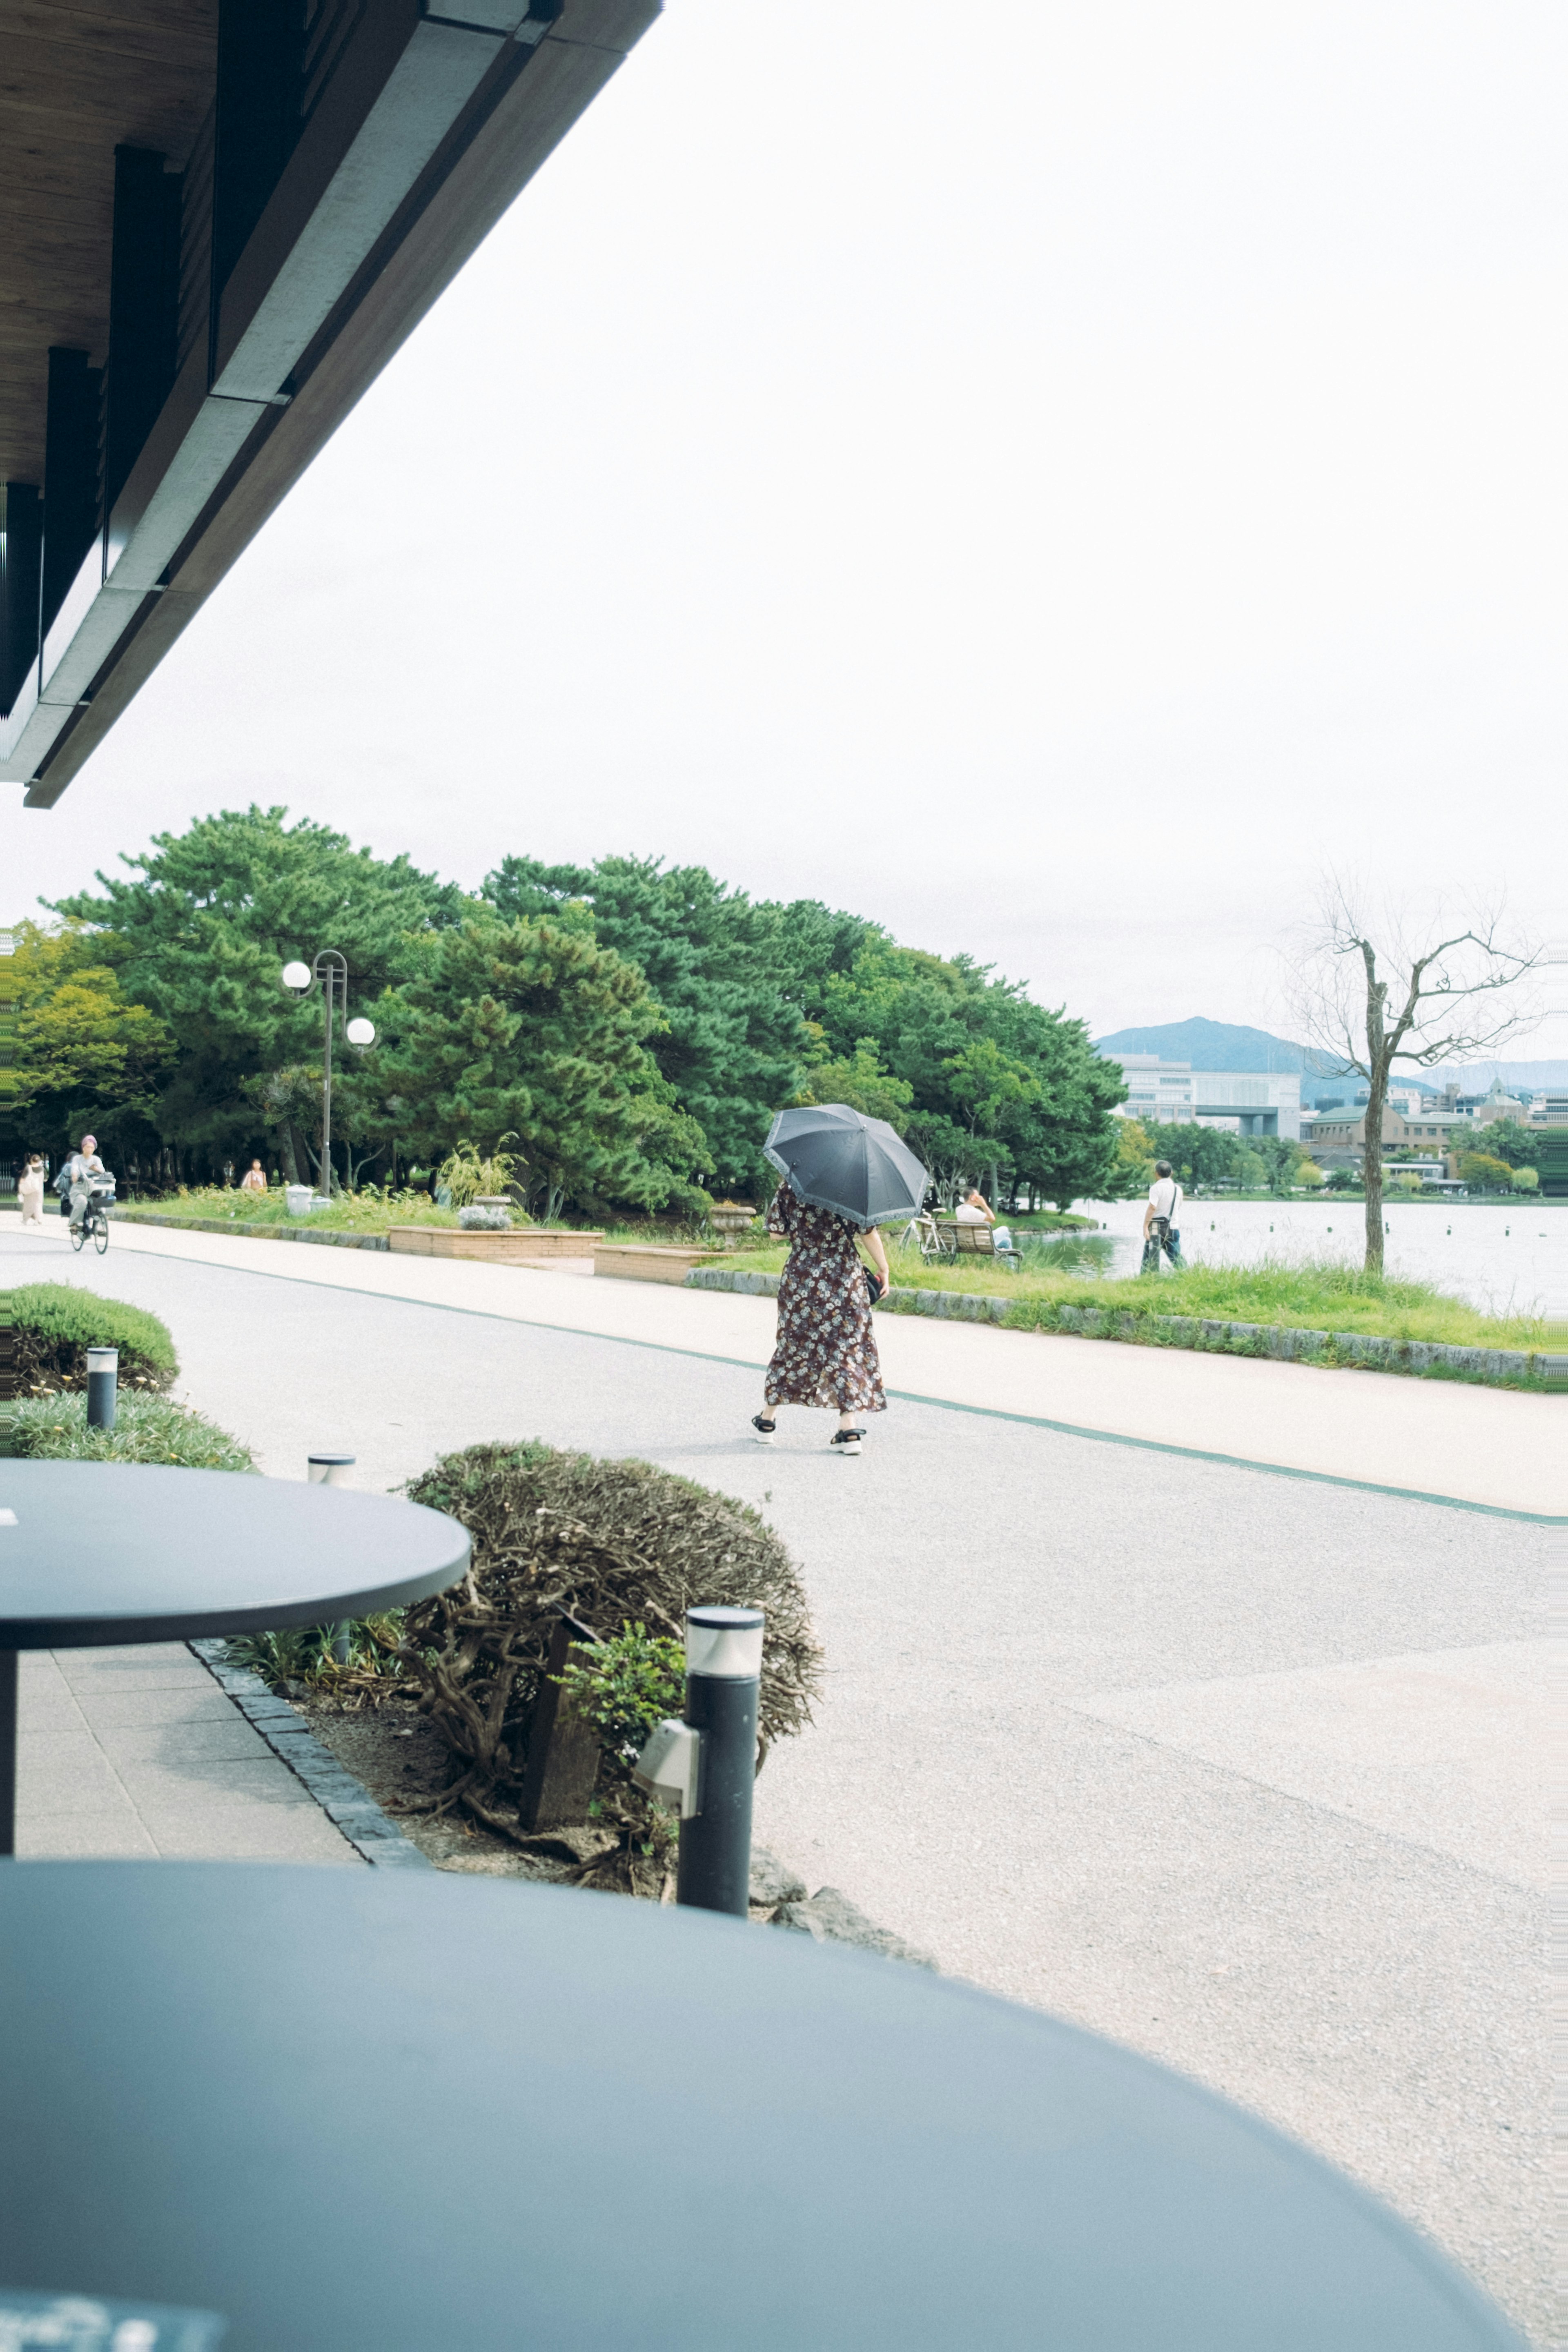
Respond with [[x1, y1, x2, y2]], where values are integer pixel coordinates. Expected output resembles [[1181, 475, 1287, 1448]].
[[69, 1183, 113, 1256]]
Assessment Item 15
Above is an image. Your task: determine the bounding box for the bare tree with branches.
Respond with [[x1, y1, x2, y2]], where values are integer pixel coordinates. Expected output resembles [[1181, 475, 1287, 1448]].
[[1290, 880, 1539, 1274]]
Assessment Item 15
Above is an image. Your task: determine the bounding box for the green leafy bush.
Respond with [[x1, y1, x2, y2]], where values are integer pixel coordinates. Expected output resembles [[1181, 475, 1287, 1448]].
[[2, 1284, 177, 1393], [7, 1390, 252, 1469], [1457, 1152, 1515, 1189], [556, 1622, 686, 1762]]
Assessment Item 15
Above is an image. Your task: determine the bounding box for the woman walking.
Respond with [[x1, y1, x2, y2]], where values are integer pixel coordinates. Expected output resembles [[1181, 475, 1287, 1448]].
[[753, 1179, 891, 1456], [17, 1154, 46, 1229]]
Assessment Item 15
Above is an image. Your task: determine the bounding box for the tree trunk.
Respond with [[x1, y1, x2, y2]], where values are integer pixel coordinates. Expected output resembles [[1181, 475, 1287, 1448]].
[[1362, 1069, 1388, 1274], [281, 1125, 301, 1186], [1358, 942, 1390, 1276]]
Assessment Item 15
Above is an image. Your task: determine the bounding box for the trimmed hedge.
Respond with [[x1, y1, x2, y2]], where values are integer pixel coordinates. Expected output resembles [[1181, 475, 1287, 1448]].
[[0, 1283, 178, 1396], [398, 1441, 822, 1885]]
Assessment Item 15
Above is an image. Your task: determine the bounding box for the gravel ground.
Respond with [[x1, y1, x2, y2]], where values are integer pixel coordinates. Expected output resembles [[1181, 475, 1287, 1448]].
[[5, 1225, 1548, 2342]]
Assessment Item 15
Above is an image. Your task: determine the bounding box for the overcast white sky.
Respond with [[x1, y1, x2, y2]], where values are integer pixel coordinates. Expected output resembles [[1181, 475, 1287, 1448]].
[[6, 0, 1562, 1047]]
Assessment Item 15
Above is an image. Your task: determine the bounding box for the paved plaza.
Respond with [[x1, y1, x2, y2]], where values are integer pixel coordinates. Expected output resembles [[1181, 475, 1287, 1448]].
[[1, 1215, 1551, 2341]]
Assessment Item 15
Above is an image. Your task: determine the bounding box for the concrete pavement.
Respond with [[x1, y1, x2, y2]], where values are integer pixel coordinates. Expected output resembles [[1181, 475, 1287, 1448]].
[[20, 1213, 1564, 1512], [0, 1214, 1552, 2339], [16, 1642, 359, 1865]]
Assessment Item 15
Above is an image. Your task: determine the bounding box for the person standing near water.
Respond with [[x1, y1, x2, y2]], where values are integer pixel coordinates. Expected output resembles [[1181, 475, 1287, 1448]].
[[753, 1180, 891, 1457], [1142, 1158, 1185, 1272]]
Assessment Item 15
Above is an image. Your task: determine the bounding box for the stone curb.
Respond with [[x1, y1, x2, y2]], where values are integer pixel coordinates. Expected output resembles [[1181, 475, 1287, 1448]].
[[115, 1211, 390, 1250], [187, 1639, 433, 1869], [683, 1267, 1548, 1388]]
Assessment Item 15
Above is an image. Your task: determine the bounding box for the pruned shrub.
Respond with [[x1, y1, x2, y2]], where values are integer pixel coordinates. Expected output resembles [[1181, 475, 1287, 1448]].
[[398, 1442, 822, 1888], [1, 1284, 177, 1396]]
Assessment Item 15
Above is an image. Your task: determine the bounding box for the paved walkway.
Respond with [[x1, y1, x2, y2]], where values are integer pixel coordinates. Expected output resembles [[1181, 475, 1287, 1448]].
[[17, 1642, 359, 1865], [0, 1214, 1552, 2339], [18, 1215, 1562, 1512]]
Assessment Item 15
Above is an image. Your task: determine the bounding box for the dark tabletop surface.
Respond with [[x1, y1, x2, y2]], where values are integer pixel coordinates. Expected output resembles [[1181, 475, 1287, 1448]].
[[0, 1461, 468, 1646], [0, 1863, 1521, 2352]]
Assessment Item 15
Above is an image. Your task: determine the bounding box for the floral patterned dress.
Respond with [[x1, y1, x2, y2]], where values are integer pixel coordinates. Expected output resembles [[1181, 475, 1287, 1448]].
[[763, 1182, 886, 1415]]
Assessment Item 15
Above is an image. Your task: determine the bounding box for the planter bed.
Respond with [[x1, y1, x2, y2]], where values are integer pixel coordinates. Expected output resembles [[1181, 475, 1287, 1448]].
[[388, 1227, 601, 1262], [683, 1266, 1553, 1390]]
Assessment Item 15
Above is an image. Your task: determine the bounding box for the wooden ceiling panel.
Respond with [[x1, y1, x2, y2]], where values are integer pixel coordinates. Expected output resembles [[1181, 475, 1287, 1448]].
[[0, 0, 217, 483]]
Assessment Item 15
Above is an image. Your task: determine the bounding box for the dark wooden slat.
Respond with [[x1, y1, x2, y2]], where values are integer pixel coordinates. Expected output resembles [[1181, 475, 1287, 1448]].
[[5, 1, 216, 71]]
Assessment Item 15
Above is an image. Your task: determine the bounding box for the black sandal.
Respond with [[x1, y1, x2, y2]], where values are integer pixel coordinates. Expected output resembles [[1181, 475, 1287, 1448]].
[[751, 1414, 776, 1446], [829, 1428, 864, 1456]]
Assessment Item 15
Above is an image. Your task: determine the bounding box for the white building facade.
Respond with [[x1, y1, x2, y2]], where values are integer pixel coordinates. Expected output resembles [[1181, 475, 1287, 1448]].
[[1112, 1057, 1301, 1139]]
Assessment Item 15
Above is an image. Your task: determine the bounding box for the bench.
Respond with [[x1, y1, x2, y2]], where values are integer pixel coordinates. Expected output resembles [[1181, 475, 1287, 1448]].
[[930, 1218, 1022, 1269]]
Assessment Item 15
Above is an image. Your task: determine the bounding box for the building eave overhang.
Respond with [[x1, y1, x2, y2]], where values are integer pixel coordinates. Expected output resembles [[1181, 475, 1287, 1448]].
[[1, 0, 658, 807]]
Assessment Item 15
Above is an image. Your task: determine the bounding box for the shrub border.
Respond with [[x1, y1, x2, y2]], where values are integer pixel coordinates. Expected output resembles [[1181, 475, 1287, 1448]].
[[684, 1267, 1556, 1391]]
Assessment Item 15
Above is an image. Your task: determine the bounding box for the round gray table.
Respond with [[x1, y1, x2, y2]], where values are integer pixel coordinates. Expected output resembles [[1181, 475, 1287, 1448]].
[[0, 1863, 1522, 2351], [0, 1460, 469, 1852]]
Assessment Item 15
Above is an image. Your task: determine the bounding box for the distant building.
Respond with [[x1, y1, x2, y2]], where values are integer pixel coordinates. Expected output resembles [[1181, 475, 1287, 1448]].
[[1110, 1058, 1301, 1138], [1192, 1072, 1301, 1140], [1301, 1103, 1480, 1165], [1112, 1057, 1196, 1125]]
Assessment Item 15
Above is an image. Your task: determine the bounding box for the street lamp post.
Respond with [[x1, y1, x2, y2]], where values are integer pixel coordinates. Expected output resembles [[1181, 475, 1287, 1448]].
[[281, 952, 375, 1197]]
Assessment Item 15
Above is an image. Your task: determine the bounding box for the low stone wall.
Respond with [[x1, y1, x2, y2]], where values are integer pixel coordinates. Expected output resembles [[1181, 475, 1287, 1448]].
[[388, 1226, 601, 1262], [114, 1209, 389, 1250], [594, 1243, 725, 1285], [683, 1266, 1550, 1389]]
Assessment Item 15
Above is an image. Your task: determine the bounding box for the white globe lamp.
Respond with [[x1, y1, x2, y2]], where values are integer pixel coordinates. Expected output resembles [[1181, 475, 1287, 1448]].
[[281, 960, 311, 991], [345, 1018, 376, 1048]]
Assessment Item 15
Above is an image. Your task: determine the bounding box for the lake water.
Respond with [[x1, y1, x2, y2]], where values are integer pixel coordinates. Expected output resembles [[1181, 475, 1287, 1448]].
[[1055, 1199, 1565, 1322]]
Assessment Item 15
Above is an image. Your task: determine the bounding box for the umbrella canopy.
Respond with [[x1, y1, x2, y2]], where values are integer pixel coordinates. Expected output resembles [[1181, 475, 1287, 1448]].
[[763, 1105, 929, 1229]]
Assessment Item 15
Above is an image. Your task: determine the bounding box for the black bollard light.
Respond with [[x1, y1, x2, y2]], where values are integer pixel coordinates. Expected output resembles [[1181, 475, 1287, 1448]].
[[85, 1347, 117, 1432], [308, 1453, 356, 1662], [676, 1604, 764, 1916]]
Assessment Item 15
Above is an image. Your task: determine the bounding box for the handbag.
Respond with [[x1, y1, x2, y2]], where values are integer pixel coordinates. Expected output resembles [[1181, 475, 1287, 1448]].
[[864, 1264, 884, 1304]]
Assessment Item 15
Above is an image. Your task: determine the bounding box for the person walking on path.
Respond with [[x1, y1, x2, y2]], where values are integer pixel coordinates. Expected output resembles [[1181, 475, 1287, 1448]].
[[16, 1154, 47, 1229], [753, 1180, 891, 1456], [1142, 1159, 1185, 1273]]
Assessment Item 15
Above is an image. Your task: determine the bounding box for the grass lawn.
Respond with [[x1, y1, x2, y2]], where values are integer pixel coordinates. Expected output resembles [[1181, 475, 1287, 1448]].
[[715, 1239, 1544, 1351], [7, 1390, 254, 1469], [118, 1186, 627, 1235]]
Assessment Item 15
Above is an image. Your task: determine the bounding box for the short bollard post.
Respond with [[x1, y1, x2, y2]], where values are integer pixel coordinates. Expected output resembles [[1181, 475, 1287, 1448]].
[[308, 1453, 356, 1661], [677, 1604, 764, 1916], [85, 1347, 117, 1432]]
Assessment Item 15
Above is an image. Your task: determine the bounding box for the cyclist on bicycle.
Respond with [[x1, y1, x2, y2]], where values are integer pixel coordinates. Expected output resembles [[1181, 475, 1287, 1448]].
[[62, 1135, 108, 1232]]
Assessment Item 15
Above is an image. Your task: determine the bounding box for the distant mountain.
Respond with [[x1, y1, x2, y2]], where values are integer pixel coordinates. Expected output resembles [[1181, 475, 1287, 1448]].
[[1094, 1018, 1307, 1072], [1095, 1021, 1567, 1105]]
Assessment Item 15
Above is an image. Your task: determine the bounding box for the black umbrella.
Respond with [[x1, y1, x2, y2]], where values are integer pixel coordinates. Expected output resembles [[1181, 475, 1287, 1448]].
[[763, 1105, 929, 1229]]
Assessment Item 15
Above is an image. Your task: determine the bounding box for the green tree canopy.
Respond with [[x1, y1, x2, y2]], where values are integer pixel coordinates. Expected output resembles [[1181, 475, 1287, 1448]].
[[1464, 1117, 1539, 1171], [485, 855, 872, 1192], [3, 921, 175, 1159], [52, 806, 468, 1162], [369, 914, 711, 1218], [812, 936, 1125, 1208]]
